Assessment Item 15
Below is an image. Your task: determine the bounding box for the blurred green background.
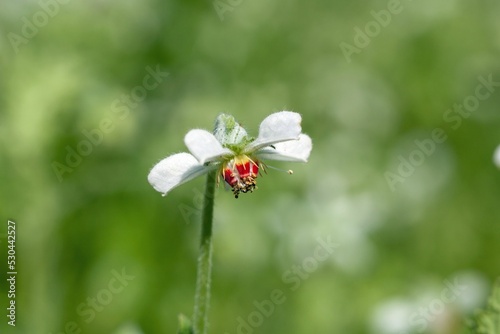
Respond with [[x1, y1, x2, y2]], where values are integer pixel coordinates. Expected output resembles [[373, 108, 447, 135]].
[[1, 0, 500, 333]]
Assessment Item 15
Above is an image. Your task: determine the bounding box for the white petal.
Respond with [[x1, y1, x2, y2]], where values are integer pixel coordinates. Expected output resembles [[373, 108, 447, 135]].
[[213, 113, 249, 146], [246, 111, 302, 151], [494, 145, 500, 169], [184, 129, 233, 164], [255, 134, 312, 162], [148, 153, 211, 195]]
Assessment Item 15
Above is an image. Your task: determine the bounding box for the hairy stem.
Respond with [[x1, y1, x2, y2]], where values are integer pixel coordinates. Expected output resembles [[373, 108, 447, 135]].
[[193, 170, 216, 334]]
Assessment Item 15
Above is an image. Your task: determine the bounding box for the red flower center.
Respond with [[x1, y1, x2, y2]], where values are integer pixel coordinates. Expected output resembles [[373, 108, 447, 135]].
[[222, 156, 259, 198]]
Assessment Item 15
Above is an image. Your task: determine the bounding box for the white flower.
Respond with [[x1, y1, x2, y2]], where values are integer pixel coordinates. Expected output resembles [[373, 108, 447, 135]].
[[148, 111, 312, 198]]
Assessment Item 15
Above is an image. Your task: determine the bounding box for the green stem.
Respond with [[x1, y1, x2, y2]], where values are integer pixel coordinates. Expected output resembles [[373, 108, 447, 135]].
[[193, 170, 216, 334]]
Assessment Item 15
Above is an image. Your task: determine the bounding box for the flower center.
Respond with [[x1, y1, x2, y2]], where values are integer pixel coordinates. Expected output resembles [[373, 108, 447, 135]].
[[222, 155, 259, 199]]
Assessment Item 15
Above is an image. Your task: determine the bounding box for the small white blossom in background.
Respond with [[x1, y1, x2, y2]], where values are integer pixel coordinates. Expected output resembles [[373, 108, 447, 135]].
[[112, 322, 144, 334], [370, 271, 489, 334], [494, 145, 500, 169], [370, 299, 417, 334], [148, 111, 312, 198]]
